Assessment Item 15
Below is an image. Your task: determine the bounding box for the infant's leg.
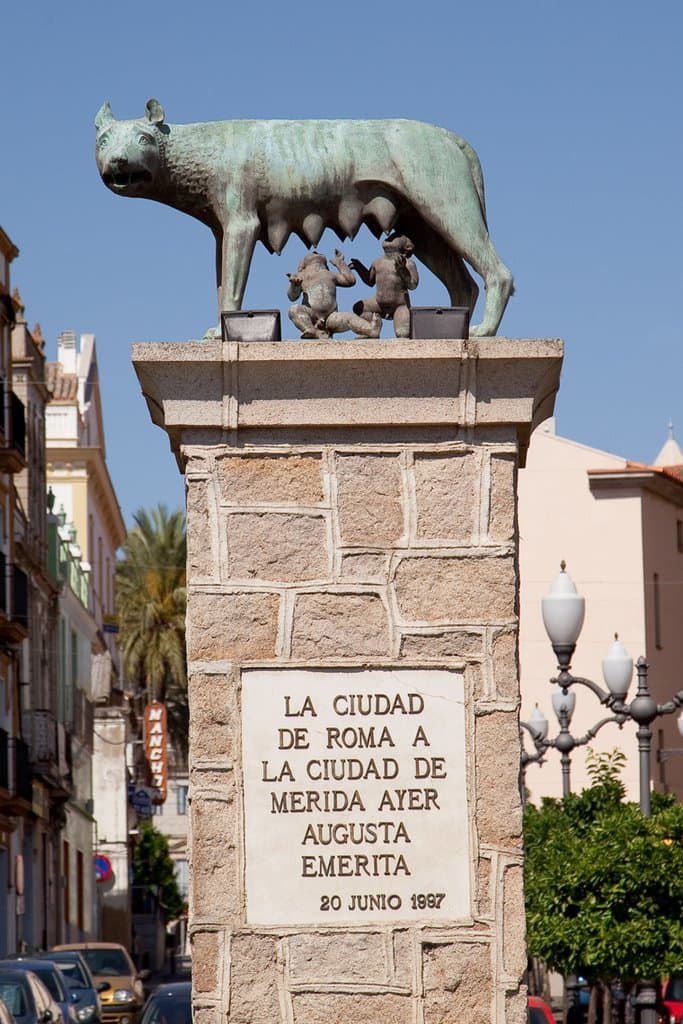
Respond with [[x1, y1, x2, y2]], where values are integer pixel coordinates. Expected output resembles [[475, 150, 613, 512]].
[[393, 304, 411, 338]]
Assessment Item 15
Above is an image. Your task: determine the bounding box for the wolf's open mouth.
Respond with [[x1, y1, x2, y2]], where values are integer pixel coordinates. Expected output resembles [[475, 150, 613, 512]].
[[103, 170, 153, 189]]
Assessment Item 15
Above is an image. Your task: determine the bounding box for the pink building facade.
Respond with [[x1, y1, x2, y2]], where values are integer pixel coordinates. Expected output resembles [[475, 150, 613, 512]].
[[519, 420, 683, 803]]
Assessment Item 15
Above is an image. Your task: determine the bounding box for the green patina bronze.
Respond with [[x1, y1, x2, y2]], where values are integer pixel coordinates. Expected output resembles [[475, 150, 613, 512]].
[[95, 99, 513, 337]]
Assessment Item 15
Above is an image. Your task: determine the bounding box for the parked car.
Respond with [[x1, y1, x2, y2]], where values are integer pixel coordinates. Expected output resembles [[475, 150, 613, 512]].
[[51, 946, 145, 1024], [662, 977, 683, 1024], [40, 952, 104, 1024], [528, 995, 555, 1024], [0, 961, 76, 1024], [0, 966, 64, 1024], [0, 998, 13, 1024], [140, 983, 191, 1024]]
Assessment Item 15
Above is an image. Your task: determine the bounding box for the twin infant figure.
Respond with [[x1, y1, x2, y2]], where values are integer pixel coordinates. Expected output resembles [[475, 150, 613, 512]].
[[286, 233, 418, 340]]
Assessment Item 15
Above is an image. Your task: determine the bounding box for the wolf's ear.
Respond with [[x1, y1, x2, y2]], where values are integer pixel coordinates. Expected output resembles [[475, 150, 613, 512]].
[[145, 99, 165, 126], [95, 101, 114, 132]]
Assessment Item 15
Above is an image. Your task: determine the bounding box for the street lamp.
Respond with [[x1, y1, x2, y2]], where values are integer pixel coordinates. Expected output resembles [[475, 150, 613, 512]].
[[528, 562, 683, 818], [522, 682, 626, 798]]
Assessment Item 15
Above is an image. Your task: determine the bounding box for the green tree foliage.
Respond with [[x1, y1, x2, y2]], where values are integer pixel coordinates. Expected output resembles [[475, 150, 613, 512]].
[[116, 504, 187, 753], [525, 749, 683, 986], [132, 822, 184, 921]]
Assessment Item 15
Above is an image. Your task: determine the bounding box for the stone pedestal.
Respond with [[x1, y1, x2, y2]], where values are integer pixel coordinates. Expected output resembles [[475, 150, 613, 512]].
[[133, 338, 563, 1024]]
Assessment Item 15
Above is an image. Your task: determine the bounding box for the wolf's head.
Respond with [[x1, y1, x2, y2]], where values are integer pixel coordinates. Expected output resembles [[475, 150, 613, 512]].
[[95, 99, 167, 197]]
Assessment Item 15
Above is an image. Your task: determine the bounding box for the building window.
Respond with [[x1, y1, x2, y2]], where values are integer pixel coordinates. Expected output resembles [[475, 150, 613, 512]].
[[76, 850, 84, 932], [175, 859, 188, 898], [677, 520, 683, 553], [654, 573, 662, 650], [176, 785, 188, 816], [63, 840, 70, 925]]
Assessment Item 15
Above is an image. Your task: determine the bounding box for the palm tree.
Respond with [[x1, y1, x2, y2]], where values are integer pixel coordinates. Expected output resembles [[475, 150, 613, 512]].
[[116, 504, 187, 755]]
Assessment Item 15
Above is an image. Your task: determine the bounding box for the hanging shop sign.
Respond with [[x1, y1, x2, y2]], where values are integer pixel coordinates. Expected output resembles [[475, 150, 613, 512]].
[[131, 787, 154, 819], [144, 701, 168, 804]]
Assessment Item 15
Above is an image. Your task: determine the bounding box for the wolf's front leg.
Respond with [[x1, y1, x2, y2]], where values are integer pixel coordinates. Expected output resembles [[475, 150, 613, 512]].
[[217, 214, 260, 312]]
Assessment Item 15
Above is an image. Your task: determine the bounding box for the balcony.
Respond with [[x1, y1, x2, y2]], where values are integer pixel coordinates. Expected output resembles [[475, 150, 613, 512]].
[[0, 391, 26, 473], [23, 709, 57, 768], [0, 727, 32, 813], [0, 557, 29, 644], [0, 727, 8, 791], [0, 728, 31, 813], [22, 709, 70, 797]]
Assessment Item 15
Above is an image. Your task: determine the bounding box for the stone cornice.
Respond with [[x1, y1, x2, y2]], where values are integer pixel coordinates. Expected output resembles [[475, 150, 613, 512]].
[[0, 227, 19, 263], [588, 467, 683, 508], [132, 338, 563, 469], [46, 445, 126, 547]]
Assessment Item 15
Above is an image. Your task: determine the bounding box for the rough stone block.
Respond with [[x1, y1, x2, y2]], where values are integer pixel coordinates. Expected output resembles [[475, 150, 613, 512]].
[[192, 931, 220, 994], [478, 856, 492, 918], [492, 631, 519, 701], [399, 631, 483, 660], [292, 993, 412, 1024], [335, 454, 404, 545], [393, 555, 515, 623], [229, 934, 281, 1024], [227, 512, 329, 582], [190, 764, 235, 793], [192, 1007, 219, 1024], [468, 662, 486, 702], [288, 932, 388, 985], [414, 452, 477, 541], [506, 991, 528, 1024], [190, 797, 239, 918], [422, 941, 492, 1024], [391, 930, 414, 989], [291, 592, 390, 658], [489, 454, 516, 542], [340, 551, 390, 582], [503, 864, 526, 980], [187, 477, 216, 577], [189, 672, 238, 761], [187, 592, 280, 661], [475, 712, 523, 846], [217, 453, 324, 506]]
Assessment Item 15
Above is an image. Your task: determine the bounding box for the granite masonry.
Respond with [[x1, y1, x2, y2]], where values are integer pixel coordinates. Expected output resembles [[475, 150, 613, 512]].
[[133, 338, 563, 1024]]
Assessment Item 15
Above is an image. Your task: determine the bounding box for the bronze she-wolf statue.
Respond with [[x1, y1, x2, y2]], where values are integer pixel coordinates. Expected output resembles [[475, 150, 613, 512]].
[[95, 99, 513, 337]]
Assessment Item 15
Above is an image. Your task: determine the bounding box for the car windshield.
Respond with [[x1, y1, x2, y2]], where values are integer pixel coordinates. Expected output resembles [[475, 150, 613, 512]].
[[668, 979, 683, 1002], [79, 951, 131, 977], [529, 1008, 548, 1024], [32, 968, 67, 1001], [0, 984, 26, 1015], [54, 963, 88, 988], [142, 993, 191, 1024]]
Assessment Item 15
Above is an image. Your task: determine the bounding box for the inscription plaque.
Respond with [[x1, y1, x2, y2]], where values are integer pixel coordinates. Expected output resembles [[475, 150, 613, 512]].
[[241, 668, 470, 925]]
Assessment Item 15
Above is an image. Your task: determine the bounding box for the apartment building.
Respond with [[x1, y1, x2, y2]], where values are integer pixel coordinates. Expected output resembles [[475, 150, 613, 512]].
[[46, 331, 129, 946]]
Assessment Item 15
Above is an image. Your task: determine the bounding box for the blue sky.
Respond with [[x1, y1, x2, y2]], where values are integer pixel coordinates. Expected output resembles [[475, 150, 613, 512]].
[[2, 1, 682, 526]]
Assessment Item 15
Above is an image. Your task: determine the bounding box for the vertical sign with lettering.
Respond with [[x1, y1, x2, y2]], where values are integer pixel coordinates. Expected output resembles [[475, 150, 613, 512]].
[[241, 669, 469, 925], [144, 701, 168, 804]]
